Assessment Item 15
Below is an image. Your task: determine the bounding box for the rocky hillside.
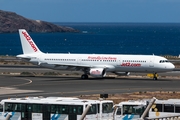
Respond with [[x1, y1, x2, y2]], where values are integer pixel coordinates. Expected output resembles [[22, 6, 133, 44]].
[[0, 10, 78, 33]]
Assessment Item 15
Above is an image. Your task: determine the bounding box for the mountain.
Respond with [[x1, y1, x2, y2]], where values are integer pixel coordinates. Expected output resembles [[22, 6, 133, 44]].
[[0, 10, 78, 33]]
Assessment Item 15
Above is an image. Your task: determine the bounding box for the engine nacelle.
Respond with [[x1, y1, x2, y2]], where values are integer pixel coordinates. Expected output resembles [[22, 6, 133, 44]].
[[114, 72, 130, 76], [89, 68, 106, 78]]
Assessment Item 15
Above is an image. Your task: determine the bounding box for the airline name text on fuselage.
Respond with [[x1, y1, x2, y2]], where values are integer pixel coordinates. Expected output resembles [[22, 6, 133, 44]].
[[88, 56, 117, 60], [121, 62, 141, 67]]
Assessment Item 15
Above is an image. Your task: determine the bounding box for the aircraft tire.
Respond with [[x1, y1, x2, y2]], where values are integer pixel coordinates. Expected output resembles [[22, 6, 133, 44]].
[[81, 74, 88, 79], [153, 77, 158, 80], [153, 73, 158, 80]]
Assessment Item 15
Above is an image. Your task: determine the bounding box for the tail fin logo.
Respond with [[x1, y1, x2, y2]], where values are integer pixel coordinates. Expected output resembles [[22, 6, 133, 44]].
[[22, 31, 38, 52]]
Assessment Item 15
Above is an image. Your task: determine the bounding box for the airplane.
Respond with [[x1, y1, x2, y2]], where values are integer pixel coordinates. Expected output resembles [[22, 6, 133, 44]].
[[16, 29, 175, 80]]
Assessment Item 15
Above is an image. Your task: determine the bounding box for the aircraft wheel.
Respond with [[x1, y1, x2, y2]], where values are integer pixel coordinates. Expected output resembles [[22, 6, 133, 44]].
[[81, 74, 88, 79], [153, 77, 158, 80], [153, 73, 158, 80]]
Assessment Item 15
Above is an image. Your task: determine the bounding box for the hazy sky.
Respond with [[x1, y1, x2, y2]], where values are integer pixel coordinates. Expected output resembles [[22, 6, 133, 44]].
[[1, 0, 180, 23]]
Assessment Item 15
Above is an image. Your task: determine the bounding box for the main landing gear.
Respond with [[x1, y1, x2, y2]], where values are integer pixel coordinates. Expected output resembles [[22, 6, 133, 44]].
[[81, 74, 88, 79], [153, 73, 158, 80]]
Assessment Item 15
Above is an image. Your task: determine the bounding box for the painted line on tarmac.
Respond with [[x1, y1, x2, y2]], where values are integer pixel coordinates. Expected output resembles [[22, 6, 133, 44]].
[[0, 86, 179, 98], [9, 78, 33, 87], [7, 87, 180, 97]]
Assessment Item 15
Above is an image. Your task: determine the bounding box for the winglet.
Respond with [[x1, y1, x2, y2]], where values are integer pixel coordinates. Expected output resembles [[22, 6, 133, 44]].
[[19, 29, 43, 54]]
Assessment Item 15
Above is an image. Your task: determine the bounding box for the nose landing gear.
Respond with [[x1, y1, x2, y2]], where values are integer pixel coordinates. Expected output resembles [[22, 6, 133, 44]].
[[153, 73, 158, 80]]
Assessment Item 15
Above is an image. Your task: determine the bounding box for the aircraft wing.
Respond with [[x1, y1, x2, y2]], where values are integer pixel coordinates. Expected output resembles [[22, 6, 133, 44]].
[[54, 63, 92, 68], [46, 63, 115, 69]]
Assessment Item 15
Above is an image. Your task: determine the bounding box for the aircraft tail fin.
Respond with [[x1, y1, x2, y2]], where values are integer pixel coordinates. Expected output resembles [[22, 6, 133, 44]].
[[19, 29, 43, 54]]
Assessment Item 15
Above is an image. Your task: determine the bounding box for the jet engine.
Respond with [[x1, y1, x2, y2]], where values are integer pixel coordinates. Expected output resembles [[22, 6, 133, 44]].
[[114, 72, 130, 76], [89, 68, 106, 78]]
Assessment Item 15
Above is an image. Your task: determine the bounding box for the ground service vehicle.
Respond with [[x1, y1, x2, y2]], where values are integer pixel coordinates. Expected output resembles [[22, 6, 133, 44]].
[[149, 99, 180, 118], [0, 97, 113, 120], [114, 100, 147, 120], [114, 99, 180, 120]]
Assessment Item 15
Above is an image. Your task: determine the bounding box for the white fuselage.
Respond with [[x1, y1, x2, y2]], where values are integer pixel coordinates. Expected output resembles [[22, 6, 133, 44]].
[[22, 53, 174, 73]]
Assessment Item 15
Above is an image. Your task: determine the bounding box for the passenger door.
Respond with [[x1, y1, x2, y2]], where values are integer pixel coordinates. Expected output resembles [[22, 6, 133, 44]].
[[149, 57, 154, 67]]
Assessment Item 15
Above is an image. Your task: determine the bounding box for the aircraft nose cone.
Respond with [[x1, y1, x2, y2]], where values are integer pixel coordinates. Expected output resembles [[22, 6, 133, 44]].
[[168, 63, 175, 70]]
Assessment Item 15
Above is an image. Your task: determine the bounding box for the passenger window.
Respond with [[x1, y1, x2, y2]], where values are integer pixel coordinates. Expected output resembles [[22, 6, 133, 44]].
[[87, 104, 97, 114], [116, 108, 121, 115], [152, 104, 162, 112], [102, 103, 113, 113], [0, 104, 3, 112], [164, 104, 174, 112], [175, 105, 180, 113]]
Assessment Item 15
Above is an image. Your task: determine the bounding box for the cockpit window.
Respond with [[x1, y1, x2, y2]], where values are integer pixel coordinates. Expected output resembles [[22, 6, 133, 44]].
[[159, 60, 169, 63]]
